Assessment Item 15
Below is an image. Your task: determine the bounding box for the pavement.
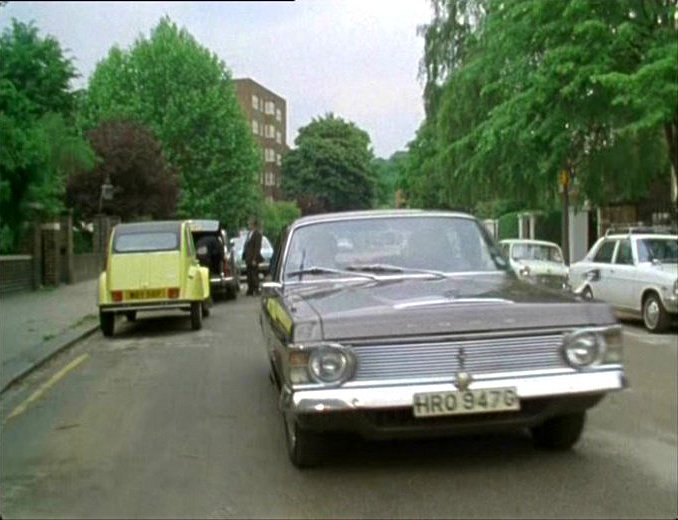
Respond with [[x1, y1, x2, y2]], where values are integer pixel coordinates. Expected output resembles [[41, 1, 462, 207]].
[[0, 297, 676, 519], [0, 279, 100, 393]]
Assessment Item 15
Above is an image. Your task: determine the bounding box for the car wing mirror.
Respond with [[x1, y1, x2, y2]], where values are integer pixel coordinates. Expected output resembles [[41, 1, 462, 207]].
[[585, 269, 600, 282]]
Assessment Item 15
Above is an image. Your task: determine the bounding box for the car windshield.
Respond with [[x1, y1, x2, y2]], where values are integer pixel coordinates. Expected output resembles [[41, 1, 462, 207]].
[[511, 243, 563, 263], [262, 236, 273, 252], [283, 216, 506, 280], [114, 232, 179, 253], [637, 238, 678, 263]]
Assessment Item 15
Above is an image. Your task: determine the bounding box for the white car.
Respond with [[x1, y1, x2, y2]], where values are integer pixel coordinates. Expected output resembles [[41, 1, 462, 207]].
[[499, 239, 569, 290], [569, 230, 678, 332], [230, 233, 274, 277]]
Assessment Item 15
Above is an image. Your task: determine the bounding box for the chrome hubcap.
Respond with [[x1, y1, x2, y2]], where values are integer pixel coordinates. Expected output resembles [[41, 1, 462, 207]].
[[645, 300, 660, 329]]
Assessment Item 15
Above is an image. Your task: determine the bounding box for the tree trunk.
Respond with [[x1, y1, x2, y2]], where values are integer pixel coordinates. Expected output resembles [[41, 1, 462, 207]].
[[664, 122, 677, 203]]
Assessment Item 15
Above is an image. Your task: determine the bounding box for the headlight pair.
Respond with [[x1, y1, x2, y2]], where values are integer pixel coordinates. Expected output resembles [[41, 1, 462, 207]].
[[287, 344, 355, 386], [562, 326, 623, 369]]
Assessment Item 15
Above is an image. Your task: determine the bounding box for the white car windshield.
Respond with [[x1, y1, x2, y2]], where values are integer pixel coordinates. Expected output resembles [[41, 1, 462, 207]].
[[283, 216, 506, 280], [511, 243, 563, 263]]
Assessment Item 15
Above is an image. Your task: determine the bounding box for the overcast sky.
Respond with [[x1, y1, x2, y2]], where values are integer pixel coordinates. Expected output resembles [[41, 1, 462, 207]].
[[1, 0, 432, 157]]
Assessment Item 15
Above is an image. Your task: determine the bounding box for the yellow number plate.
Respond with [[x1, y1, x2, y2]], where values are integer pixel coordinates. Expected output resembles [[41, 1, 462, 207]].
[[126, 289, 166, 300], [413, 387, 520, 417]]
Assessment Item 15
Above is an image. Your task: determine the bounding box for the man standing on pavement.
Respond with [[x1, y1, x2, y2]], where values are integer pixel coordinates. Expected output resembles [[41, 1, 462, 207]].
[[243, 216, 263, 295]]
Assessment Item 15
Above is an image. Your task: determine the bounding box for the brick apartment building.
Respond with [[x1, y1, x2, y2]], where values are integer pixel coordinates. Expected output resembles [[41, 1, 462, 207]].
[[233, 78, 288, 201]]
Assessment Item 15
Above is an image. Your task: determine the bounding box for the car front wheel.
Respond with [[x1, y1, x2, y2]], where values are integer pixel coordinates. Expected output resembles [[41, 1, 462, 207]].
[[643, 293, 671, 333], [190, 302, 202, 330], [531, 411, 586, 451], [283, 412, 324, 468], [100, 311, 115, 337]]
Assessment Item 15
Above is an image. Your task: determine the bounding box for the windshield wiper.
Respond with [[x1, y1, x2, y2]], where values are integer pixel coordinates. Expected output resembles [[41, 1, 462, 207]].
[[286, 266, 379, 281], [345, 263, 447, 279]]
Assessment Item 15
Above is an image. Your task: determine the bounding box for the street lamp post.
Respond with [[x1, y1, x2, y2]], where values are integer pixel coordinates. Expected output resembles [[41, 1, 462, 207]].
[[96, 175, 114, 257], [98, 175, 114, 215]]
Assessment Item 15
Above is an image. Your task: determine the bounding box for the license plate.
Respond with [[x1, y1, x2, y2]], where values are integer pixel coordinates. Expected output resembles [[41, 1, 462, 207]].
[[126, 289, 165, 300], [413, 387, 520, 417]]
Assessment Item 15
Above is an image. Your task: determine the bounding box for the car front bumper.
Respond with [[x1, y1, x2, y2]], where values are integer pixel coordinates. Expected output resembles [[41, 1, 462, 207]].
[[280, 368, 627, 438], [662, 293, 678, 314]]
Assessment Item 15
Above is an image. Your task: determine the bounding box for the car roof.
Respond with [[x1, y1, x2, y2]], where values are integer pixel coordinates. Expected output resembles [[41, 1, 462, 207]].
[[499, 239, 561, 248], [114, 221, 183, 234], [604, 234, 677, 240], [290, 209, 475, 228], [188, 219, 220, 232]]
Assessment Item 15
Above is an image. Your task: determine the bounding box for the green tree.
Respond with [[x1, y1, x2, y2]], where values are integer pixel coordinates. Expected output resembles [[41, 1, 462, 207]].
[[83, 17, 261, 226], [0, 20, 94, 252], [282, 113, 377, 214], [261, 200, 301, 244], [372, 151, 408, 208], [405, 0, 676, 212]]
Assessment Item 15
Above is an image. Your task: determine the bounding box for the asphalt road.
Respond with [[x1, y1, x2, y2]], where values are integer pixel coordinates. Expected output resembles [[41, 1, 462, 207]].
[[1, 296, 676, 519]]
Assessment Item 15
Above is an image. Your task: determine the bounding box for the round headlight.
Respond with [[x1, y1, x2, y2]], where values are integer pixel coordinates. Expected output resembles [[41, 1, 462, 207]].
[[309, 346, 352, 384], [564, 333, 600, 368]]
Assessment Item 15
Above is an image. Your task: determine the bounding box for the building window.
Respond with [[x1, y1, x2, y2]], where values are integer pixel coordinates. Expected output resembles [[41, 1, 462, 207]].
[[275, 108, 282, 122], [276, 153, 281, 166], [251, 95, 259, 110], [265, 124, 276, 139], [265, 101, 275, 115], [265, 148, 275, 162], [275, 131, 282, 144], [259, 98, 264, 111], [265, 172, 275, 186], [252, 120, 259, 135]]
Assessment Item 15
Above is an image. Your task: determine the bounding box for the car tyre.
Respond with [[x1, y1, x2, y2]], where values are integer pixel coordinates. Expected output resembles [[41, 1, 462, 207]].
[[202, 299, 211, 318], [100, 311, 115, 337], [283, 412, 324, 468], [125, 311, 137, 322], [191, 302, 203, 330], [643, 292, 671, 333], [531, 411, 586, 451], [225, 284, 237, 300]]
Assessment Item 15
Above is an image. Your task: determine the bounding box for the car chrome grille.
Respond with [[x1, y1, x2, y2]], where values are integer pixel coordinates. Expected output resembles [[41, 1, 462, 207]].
[[350, 334, 566, 382]]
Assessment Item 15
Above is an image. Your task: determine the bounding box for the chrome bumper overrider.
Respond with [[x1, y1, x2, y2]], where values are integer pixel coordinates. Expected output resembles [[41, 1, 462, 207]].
[[281, 368, 627, 414]]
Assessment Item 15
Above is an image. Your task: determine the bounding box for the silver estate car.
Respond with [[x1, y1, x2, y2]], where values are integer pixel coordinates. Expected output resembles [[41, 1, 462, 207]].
[[260, 210, 627, 467]]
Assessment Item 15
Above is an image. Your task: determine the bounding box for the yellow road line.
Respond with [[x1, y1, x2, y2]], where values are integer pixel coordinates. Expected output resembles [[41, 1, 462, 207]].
[[5, 353, 90, 422]]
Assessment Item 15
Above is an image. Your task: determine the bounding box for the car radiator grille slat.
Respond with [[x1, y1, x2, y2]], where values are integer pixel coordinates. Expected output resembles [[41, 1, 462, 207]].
[[350, 334, 566, 381]]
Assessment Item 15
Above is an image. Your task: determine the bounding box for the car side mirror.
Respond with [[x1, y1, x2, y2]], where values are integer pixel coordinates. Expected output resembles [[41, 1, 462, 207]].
[[585, 269, 600, 282]]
